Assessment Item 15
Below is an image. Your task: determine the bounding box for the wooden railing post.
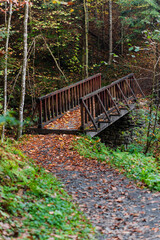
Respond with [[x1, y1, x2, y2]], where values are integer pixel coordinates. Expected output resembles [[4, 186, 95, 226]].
[[79, 73, 142, 131], [35, 73, 102, 127], [38, 99, 43, 128], [80, 98, 84, 131]]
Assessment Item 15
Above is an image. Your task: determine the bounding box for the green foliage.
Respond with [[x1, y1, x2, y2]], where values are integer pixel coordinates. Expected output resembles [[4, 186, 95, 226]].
[[0, 27, 7, 41], [0, 111, 19, 126], [74, 136, 160, 191], [117, 0, 160, 45], [0, 142, 95, 239], [118, 0, 160, 28], [128, 103, 160, 156], [0, 111, 19, 139]]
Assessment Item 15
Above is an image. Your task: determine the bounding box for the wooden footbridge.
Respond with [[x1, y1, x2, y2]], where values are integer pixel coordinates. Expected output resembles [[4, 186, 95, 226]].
[[31, 73, 144, 137]]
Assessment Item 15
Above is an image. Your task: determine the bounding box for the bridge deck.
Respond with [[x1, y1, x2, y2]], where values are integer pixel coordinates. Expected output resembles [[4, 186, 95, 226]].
[[31, 73, 144, 137]]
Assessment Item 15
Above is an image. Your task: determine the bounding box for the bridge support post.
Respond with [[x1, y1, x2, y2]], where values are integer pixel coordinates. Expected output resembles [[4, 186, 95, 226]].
[[38, 99, 43, 129]]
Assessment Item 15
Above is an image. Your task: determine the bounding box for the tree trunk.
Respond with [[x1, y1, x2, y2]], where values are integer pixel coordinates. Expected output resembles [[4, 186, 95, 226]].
[[108, 0, 113, 65], [101, 3, 105, 49], [18, 0, 29, 138], [83, 0, 89, 78], [1, 1, 12, 142]]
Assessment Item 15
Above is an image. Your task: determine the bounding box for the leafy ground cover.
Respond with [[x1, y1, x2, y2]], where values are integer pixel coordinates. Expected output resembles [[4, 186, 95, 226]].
[[0, 140, 95, 239], [74, 136, 160, 191], [18, 134, 160, 239]]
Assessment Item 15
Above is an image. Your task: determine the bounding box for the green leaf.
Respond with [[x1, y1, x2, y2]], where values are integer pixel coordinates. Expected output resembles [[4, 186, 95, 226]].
[[129, 46, 134, 51], [135, 46, 140, 52]]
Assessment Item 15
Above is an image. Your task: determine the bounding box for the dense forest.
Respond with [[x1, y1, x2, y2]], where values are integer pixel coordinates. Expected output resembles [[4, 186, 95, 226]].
[[0, 1, 160, 239], [0, 0, 160, 138]]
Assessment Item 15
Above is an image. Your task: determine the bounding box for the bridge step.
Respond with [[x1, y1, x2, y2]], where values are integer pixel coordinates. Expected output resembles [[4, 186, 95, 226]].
[[86, 103, 135, 138]]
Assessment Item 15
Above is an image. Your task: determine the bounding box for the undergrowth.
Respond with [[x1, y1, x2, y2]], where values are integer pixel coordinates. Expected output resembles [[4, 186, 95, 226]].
[[74, 136, 160, 191], [0, 140, 95, 239]]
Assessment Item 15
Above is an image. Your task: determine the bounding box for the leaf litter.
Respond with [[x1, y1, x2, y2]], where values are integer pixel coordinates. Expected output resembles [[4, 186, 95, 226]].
[[44, 108, 81, 130], [19, 133, 160, 240]]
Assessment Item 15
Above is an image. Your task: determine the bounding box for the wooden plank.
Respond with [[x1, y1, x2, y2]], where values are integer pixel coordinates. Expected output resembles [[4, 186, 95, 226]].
[[91, 96, 94, 117], [77, 85, 79, 105], [51, 96, 54, 118], [71, 87, 73, 108], [44, 99, 47, 122], [68, 89, 70, 110], [80, 100, 84, 130], [80, 83, 82, 98], [38, 99, 43, 128], [73, 86, 76, 107], [56, 94, 58, 116], [48, 97, 51, 120], [65, 90, 68, 111], [58, 93, 62, 114], [28, 128, 84, 135], [84, 99, 88, 124], [61, 91, 64, 113]]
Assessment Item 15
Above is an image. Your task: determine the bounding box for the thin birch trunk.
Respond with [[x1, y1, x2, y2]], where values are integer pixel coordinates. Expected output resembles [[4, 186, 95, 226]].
[[108, 0, 113, 65], [1, 1, 12, 142], [82, 42, 85, 79], [18, 0, 29, 138], [83, 0, 89, 78]]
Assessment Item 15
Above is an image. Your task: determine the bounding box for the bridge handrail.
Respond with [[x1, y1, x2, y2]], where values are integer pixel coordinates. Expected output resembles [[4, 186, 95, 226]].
[[81, 73, 137, 100], [80, 73, 144, 131], [38, 73, 101, 100], [35, 73, 101, 128]]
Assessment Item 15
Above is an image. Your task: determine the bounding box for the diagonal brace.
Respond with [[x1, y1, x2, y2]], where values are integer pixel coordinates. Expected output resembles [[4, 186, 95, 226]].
[[82, 100, 98, 130], [106, 88, 121, 115], [132, 75, 145, 97], [117, 83, 130, 108], [96, 94, 111, 122], [125, 79, 137, 101]]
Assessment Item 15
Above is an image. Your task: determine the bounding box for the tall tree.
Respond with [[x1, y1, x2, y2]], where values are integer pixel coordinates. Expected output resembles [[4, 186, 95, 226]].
[[108, 0, 113, 65], [1, 0, 13, 142], [18, 0, 29, 138], [83, 0, 89, 78]]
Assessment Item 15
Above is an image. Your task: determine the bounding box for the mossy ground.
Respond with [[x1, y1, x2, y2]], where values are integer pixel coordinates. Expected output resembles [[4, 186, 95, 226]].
[[0, 140, 95, 240]]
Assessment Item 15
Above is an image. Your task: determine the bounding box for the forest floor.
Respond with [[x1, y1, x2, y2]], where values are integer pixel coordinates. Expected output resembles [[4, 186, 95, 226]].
[[19, 133, 160, 240]]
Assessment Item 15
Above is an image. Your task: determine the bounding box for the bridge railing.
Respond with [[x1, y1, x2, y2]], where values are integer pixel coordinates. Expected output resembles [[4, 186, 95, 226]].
[[80, 73, 144, 131], [35, 73, 101, 128]]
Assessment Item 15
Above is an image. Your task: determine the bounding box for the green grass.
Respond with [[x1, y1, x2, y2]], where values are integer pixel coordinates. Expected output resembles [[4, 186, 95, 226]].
[[0, 140, 95, 239], [74, 136, 160, 191]]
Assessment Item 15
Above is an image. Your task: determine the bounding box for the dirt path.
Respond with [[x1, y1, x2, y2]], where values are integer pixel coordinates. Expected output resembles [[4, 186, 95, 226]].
[[20, 134, 160, 240]]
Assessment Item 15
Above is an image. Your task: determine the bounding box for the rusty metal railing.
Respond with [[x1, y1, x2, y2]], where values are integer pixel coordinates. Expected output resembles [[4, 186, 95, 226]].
[[80, 73, 144, 131], [35, 73, 101, 128]]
